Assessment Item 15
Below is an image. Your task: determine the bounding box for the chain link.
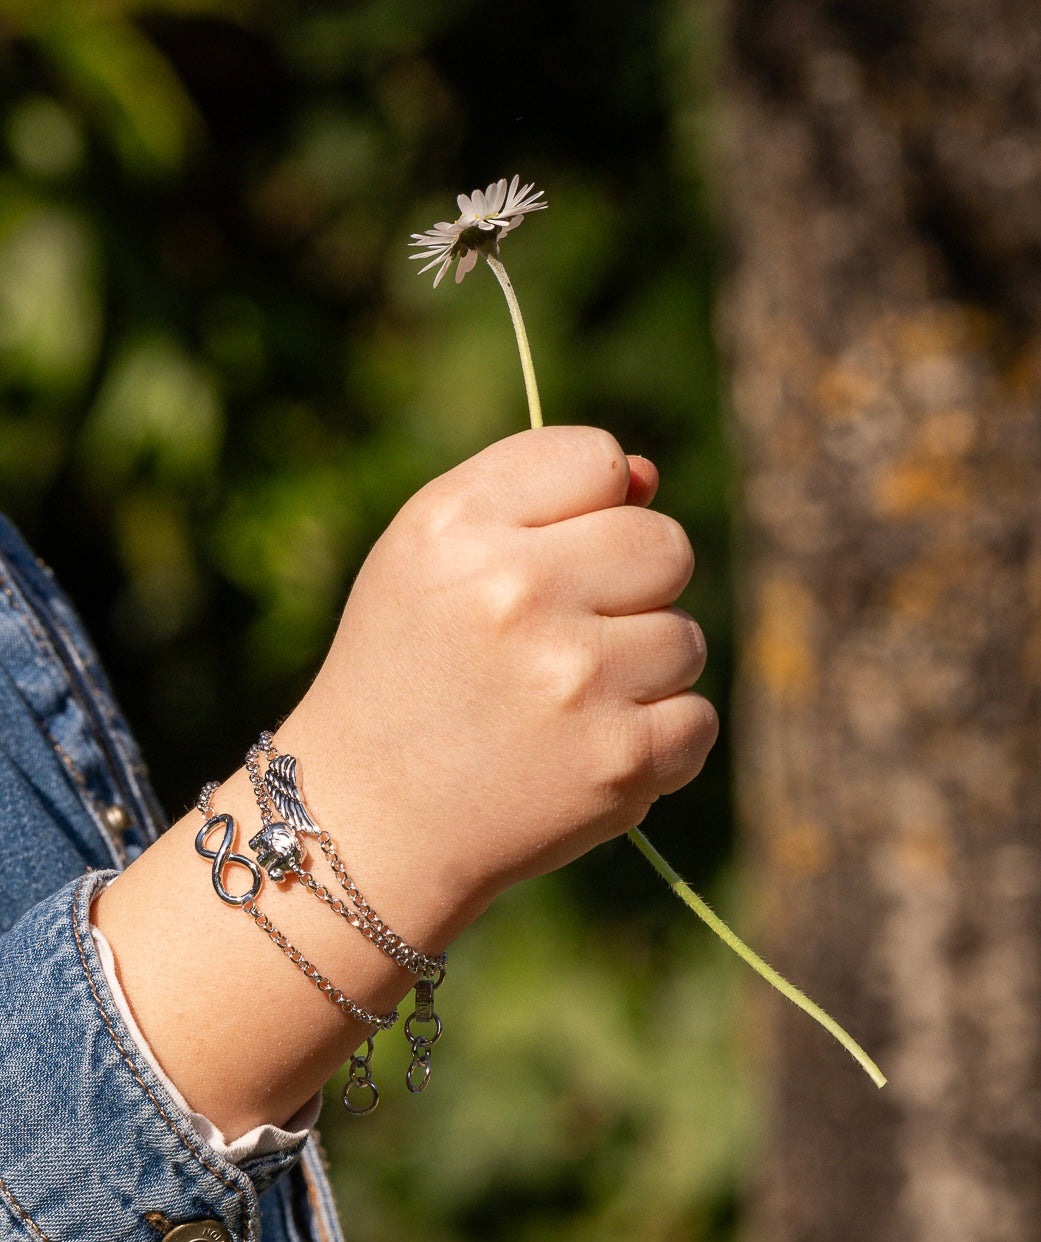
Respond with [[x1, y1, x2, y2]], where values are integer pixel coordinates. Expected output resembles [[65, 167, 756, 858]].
[[244, 730, 276, 826], [404, 976, 444, 1093], [341, 1038, 380, 1115], [195, 781, 399, 1033], [241, 899, 398, 1030], [198, 727, 450, 1106], [246, 734, 447, 980]]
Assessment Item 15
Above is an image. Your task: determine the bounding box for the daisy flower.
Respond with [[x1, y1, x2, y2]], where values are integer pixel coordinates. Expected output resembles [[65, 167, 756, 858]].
[[409, 174, 548, 427], [409, 175, 547, 287], [404, 175, 886, 1091]]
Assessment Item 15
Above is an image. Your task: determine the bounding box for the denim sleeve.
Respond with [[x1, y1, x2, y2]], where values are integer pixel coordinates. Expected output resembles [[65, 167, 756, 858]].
[[0, 518, 346, 1242], [0, 872, 307, 1242]]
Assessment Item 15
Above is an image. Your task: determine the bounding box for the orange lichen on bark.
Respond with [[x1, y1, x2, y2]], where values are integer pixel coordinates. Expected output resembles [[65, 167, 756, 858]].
[[745, 575, 819, 704], [894, 824, 953, 879], [871, 447, 975, 517], [815, 357, 889, 419], [772, 818, 834, 877], [887, 551, 978, 619]]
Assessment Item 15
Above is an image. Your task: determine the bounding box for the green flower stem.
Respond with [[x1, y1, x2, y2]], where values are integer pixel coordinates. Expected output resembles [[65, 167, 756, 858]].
[[628, 827, 887, 1088], [484, 254, 543, 429], [485, 236, 885, 1090]]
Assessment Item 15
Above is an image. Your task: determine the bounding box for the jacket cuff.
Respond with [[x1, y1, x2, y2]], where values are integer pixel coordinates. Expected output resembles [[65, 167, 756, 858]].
[[0, 871, 306, 1242]]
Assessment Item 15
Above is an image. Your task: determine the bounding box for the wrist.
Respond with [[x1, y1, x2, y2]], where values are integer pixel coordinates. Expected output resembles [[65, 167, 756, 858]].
[[273, 702, 501, 946]]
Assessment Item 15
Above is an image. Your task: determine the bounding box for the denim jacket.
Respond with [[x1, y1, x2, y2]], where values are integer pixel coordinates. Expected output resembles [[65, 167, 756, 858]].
[[0, 516, 345, 1242]]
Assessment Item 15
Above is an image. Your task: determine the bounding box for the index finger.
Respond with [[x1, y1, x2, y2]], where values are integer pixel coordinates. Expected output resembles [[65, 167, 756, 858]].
[[444, 425, 634, 526], [625, 455, 659, 508]]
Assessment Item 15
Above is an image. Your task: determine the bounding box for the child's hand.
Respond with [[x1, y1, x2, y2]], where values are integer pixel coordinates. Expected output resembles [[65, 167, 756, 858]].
[[283, 425, 718, 934], [96, 425, 719, 1134]]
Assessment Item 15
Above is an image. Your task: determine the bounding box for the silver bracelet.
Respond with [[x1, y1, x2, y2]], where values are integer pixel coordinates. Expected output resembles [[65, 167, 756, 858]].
[[194, 729, 448, 1109], [243, 733, 447, 980], [244, 733, 446, 1095], [193, 790, 397, 1116]]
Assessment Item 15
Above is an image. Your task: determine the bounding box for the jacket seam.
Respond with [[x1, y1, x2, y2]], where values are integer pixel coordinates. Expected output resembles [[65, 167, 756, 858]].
[[300, 1156, 329, 1242], [0, 570, 47, 651], [70, 877, 254, 1236], [0, 1175, 51, 1241], [300, 1140, 340, 1242]]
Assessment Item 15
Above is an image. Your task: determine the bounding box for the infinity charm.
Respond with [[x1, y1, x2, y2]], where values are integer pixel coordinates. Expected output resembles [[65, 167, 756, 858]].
[[195, 813, 262, 906]]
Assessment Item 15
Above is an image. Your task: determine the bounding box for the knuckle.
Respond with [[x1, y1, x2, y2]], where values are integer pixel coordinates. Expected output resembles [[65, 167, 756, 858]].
[[590, 711, 658, 801], [405, 480, 468, 542], [475, 563, 539, 632], [571, 425, 630, 498], [680, 614, 708, 682], [693, 695, 721, 749], [673, 696, 720, 782], [572, 423, 625, 464], [531, 639, 600, 709], [630, 509, 694, 595], [643, 695, 719, 795]]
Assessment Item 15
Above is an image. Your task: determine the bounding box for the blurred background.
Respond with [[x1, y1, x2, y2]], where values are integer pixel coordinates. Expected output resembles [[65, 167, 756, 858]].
[[2, 1, 1040, 1240], [0, 2, 748, 1239]]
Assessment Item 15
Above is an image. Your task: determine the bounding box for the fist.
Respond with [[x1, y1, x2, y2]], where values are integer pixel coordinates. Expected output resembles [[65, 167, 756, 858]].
[[283, 426, 718, 925]]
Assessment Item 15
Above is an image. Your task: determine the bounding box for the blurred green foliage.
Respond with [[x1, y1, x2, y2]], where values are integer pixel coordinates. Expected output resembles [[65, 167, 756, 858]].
[[0, 1, 754, 1237]]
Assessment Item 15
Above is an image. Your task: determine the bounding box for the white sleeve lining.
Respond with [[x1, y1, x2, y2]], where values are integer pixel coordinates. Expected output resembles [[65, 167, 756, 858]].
[[90, 920, 321, 1165]]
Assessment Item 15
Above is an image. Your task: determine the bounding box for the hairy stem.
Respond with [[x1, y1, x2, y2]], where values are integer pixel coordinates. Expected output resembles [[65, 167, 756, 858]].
[[484, 254, 543, 429], [628, 827, 887, 1087], [486, 238, 884, 1089]]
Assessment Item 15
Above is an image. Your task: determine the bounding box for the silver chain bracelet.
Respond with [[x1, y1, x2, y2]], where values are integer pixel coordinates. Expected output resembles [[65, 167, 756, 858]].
[[245, 733, 446, 980], [193, 731, 447, 1112], [194, 786, 399, 1030]]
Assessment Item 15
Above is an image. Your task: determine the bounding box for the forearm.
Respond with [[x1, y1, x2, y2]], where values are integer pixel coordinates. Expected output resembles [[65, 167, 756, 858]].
[[93, 712, 466, 1140], [94, 427, 718, 1143]]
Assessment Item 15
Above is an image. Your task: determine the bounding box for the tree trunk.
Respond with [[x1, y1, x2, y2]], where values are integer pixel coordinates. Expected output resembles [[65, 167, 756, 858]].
[[718, 2, 1041, 1239]]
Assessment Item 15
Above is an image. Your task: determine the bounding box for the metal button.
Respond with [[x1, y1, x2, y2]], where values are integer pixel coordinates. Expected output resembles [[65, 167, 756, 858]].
[[163, 1223, 233, 1242], [102, 804, 129, 836]]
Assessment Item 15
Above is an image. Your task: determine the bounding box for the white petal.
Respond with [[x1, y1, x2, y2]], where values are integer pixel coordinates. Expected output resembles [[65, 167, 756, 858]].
[[409, 224, 458, 248], [470, 189, 490, 217], [454, 249, 480, 283], [497, 175, 521, 213], [431, 255, 455, 287], [483, 178, 508, 214], [410, 237, 453, 254], [416, 252, 450, 275], [501, 176, 546, 217]]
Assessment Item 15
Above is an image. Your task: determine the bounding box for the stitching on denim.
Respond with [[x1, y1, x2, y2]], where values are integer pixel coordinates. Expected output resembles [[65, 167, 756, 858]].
[[71, 877, 255, 1240], [300, 1139, 340, 1242], [0, 568, 49, 651], [1, 575, 24, 614], [51, 739, 89, 793], [0, 569, 25, 615], [51, 741, 129, 864], [0, 564, 99, 802], [2, 560, 158, 852], [0, 1175, 52, 1241]]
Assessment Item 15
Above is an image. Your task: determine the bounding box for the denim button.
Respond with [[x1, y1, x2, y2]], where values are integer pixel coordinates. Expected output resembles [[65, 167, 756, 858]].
[[102, 804, 129, 835], [163, 1223, 232, 1242]]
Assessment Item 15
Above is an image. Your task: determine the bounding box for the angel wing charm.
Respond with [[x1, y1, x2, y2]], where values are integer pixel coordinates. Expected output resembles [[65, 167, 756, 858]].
[[264, 753, 321, 836]]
